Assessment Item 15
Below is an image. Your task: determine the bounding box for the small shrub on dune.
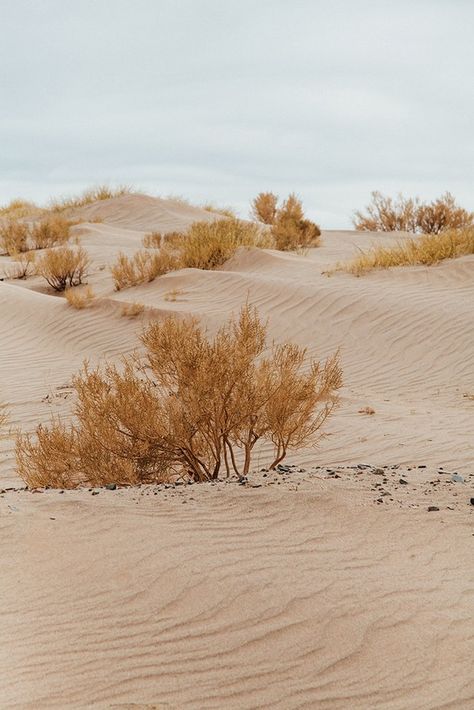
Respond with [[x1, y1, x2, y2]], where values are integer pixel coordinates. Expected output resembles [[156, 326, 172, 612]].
[[251, 192, 278, 225], [201, 202, 236, 218], [4, 251, 36, 280], [31, 217, 71, 249], [271, 194, 321, 251], [142, 231, 162, 248], [178, 218, 268, 269], [0, 199, 40, 219], [36, 246, 91, 291], [16, 305, 342, 489], [120, 301, 145, 317], [353, 191, 474, 234], [339, 226, 474, 275], [0, 220, 30, 255], [111, 250, 179, 290], [65, 285, 95, 309]]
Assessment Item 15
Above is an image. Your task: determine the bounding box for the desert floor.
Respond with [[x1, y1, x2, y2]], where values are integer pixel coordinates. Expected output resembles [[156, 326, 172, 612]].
[[1, 195, 473, 709]]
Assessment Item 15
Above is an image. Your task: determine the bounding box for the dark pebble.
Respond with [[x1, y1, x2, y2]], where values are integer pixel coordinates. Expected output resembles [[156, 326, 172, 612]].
[[418, 465, 427, 468], [91, 491, 99, 496], [470, 498, 474, 506], [105, 483, 117, 490], [399, 478, 408, 485], [427, 506, 439, 512]]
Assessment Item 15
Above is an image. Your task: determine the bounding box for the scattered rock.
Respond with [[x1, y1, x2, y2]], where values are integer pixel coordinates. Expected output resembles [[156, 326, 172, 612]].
[[470, 498, 474, 506], [451, 474, 464, 483], [427, 506, 439, 512], [399, 478, 408, 485], [91, 491, 99, 496], [276, 464, 290, 473], [105, 483, 117, 490], [372, 468, 385, 475]]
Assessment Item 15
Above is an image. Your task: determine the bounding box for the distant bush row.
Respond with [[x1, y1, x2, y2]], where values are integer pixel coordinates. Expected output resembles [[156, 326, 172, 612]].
[[0, 217, 71, 256], [353, 191, 473, 234]]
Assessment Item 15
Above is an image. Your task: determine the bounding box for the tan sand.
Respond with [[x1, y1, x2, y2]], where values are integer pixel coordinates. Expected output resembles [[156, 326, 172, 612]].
[[0, 195, 473, 708]]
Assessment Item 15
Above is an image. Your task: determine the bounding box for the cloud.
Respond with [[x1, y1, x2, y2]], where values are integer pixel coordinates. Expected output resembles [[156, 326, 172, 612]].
[[0, 0, 473, 226]]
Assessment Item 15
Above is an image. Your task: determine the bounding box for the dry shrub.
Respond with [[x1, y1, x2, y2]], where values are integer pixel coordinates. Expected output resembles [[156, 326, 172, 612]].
[[178, 218, 268, 269], [36, 246, 91, 291], [340, 227, 474, 275], [4, 251, 36, 279], [142, 231, 162, 248], [49, 185, 133, 212], [354, 191, 474, 234], [164, 288, 185, 302], [16, 305, 342, 488], [251, 192, 278, 224], [201, 202, 236, 218], [65, 286, 95, 309], [120, 301, 145, 317], [0, 220, 30, 255], [250, 192, 321, 250], [0, 199, 41, 219], [111, 250, 179, 290], [31, 217, 71, 249]]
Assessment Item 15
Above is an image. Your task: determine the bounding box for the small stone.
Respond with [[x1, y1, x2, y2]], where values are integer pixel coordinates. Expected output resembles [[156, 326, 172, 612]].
[[427, 506, 439, 512], [91, 491, 99, 496], [399, 478, 408, 485], [105, 483, 117, 490], [451, 474, 464, 483], [372, 468, 384, 475], [276, 464, 290, 473], [418, 465, 427, 469], [470, 498, 474, 506]]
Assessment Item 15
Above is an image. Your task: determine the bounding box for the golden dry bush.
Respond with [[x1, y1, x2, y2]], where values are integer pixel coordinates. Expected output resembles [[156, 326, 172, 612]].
[[4, 251, 36, 279], [65, 285, 95, 309], [353, 191, 474, 234], [271, 194, 321, 251], [251, 192, 278, 224], [339, 227, 474, 275], [0, 199, 41, 219], [36, 246, 91, 291], [142, 231, 162, 248], [16, 305, 342, 488], [111, 250, 179, 290], [0, 220, 30, 255], [164, 288, 185, 302], [31, 217, 71, 249], [201, 202, 236, 218], [120, 301, 145, 317], [178, 218, 268, 270]]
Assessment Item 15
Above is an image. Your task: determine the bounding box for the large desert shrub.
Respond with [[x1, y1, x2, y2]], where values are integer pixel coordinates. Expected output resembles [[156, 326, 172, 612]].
[[111, 250, 179, 290], [16, 305, 342, 488], [353, 191, 474, 234], [338, 227, 474, 275], [36, 246, 90, 291]]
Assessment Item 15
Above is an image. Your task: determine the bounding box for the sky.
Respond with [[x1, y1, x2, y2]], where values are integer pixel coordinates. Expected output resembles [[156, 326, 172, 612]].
[[0, 0, 473, 228]]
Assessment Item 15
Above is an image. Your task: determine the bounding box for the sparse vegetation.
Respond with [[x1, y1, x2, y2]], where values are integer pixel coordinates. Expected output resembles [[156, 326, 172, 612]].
[[16, 305, 342, 489], [111, 250, 179, 290], [164, 288, 186, 302], [4, 251, 36, 279], [36, 246, 91, 291], [353, 191, 474, 234], [250, 192, 321, 250], [0, 199, 42, 219], [336, 227, 474, 275], [142, 231, 162, 248], [201, 202, 236, 218], [178, 219, 268, 269], [65, 286, 95, 309], [0, 221, 30, 255], [49, 185, 134, 212], [120, 301, 145, 317], [31, 217, 71, 249]]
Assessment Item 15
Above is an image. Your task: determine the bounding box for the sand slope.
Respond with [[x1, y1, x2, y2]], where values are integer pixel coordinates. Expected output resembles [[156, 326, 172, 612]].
[[1, 195, 473, 708]]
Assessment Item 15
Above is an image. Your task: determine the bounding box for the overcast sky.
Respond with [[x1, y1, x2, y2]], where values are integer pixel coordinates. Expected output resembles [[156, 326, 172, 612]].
[[1, 0, 473, 227]]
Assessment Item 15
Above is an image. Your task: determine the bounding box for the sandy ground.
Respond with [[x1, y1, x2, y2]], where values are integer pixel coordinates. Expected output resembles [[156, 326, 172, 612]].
[[1, 194, 473, 708]]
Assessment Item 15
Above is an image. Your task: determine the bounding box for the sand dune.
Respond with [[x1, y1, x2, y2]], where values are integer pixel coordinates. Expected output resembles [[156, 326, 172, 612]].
[[1, 195, 473, 708]]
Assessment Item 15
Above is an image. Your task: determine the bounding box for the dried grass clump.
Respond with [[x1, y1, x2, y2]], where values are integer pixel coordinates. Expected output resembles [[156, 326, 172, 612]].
[[251, 192, 321, 250], [0, 221, 30, 255], [49, 185, 133, 212], [120, 301, 145, 317], [16, 305, 342, 489], [0, 199, 41, 219], [354, 191, 474, 234], [31, 217, 71, 249], [142, 231, 163, 248], [201, 202, 236, 218], [65, 286, 95, 309], [339, 227, 474, 275], [111, 250, 179, 290], [178, 218, 268, 269], [36, 246, 91, 291]]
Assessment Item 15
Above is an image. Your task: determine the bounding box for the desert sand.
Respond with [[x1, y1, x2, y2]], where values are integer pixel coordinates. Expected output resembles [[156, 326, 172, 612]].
[[1, 194, 473, 709]]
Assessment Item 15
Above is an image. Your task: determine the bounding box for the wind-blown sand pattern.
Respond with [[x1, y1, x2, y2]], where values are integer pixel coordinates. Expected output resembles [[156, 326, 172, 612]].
[[1, 195, 473, 708]]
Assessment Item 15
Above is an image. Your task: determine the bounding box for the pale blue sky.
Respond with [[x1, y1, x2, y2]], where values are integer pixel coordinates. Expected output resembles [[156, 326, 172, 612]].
[[1, 0, 473, 227]]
